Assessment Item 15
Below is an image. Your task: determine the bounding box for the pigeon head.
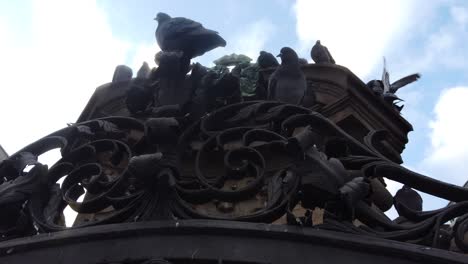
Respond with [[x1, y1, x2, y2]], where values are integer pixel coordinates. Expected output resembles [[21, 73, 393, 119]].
[[277, 47, 299, 65], [154, 12, 171, 23], [316, 40, 321, 44], [259, 51, 268, 56]]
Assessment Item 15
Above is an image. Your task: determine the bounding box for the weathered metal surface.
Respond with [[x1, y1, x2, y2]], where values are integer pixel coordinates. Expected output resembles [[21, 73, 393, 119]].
[[0, 220, 463, 264]]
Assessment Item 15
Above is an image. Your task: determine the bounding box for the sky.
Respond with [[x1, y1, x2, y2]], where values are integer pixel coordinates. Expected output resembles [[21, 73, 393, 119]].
[[0, 0, 468, 219]]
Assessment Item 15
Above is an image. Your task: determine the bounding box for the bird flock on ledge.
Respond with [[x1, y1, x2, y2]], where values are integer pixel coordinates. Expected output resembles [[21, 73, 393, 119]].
[[112, 12, 421, 118]]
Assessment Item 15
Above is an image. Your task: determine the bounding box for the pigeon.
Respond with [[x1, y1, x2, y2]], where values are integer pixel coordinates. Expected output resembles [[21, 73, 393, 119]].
[[136, 62, 151, 79], [311, 40, 335, 64], [154, 12, 226, 59], [125, 83, 154, 115], [383, 92, 403, 105], [394, 185, 422, 214], [112, 65, 133, 82], [366, 80, 384, 95], [257, 51, 279, 69], [381, 57, 421, 94], [268, 47, 307, 105]]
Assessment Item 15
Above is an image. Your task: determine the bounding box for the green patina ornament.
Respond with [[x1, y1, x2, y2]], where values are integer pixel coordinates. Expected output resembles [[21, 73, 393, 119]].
[[213, 53, 252, 66]]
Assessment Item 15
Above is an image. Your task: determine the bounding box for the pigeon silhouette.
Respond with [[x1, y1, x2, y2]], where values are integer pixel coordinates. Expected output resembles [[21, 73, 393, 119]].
[[366, 80, 384, 95], [112, 65, 133, 83], [257, 51, 279, 69], [136, 62, 151, 79], [154, 12, 226, 59], [394, 185, 422, 215], [268, 47, 307, 105], [311, 40, 335, 64]]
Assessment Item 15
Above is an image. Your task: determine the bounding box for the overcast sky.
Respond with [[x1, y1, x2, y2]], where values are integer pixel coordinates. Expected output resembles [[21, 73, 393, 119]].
[[1, 0, 468, 218]]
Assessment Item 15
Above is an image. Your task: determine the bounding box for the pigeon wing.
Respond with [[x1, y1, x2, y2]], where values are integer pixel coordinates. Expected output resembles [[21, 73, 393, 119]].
[[324, 46, 335, 64], [157, 17, 204, 48], [390, 73, 421, 93], [382, 57, 391, 93]]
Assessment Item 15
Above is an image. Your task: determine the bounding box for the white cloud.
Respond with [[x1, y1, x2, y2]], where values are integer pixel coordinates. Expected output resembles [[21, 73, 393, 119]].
[[451, 5, 468, 29], [195, 19, 275, 66], [421, 86, 468, 187], [130, 43, 161, 72], [394, 4, 468, 74], [293, 0, 416, 78], [0, 0, 132, 154], [231, 19, 275, 60]]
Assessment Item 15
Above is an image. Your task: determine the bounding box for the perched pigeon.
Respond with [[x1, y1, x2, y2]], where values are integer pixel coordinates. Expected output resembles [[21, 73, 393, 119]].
[[112, 65, 133, 82], [311, 40, 335, 64], [366, 80, 384, 95], [394, 185, 422, 214], [154, 12, 226, 59], [136, 62, 151, 79], [268, 47, 307, 105], [125, 83, 153, 114], [257, 51, 279, 69]]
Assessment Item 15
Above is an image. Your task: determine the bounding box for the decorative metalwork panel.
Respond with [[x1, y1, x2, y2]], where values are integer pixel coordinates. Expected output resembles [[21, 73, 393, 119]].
[[0, 101, 467, 255]]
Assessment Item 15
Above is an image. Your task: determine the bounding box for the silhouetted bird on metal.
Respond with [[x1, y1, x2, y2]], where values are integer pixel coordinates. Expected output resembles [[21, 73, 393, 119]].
[[268, 47, 307, 105], [394, 185, 422, 214], [154, 12, 226, 59], [112, 65, 133, 83], [311, 40, 335, 64], [257, 51, 279, 69]]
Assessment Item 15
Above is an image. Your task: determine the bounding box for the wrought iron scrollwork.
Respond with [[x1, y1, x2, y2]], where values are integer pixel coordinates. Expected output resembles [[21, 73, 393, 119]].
[[0, 101, 467, 254]]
